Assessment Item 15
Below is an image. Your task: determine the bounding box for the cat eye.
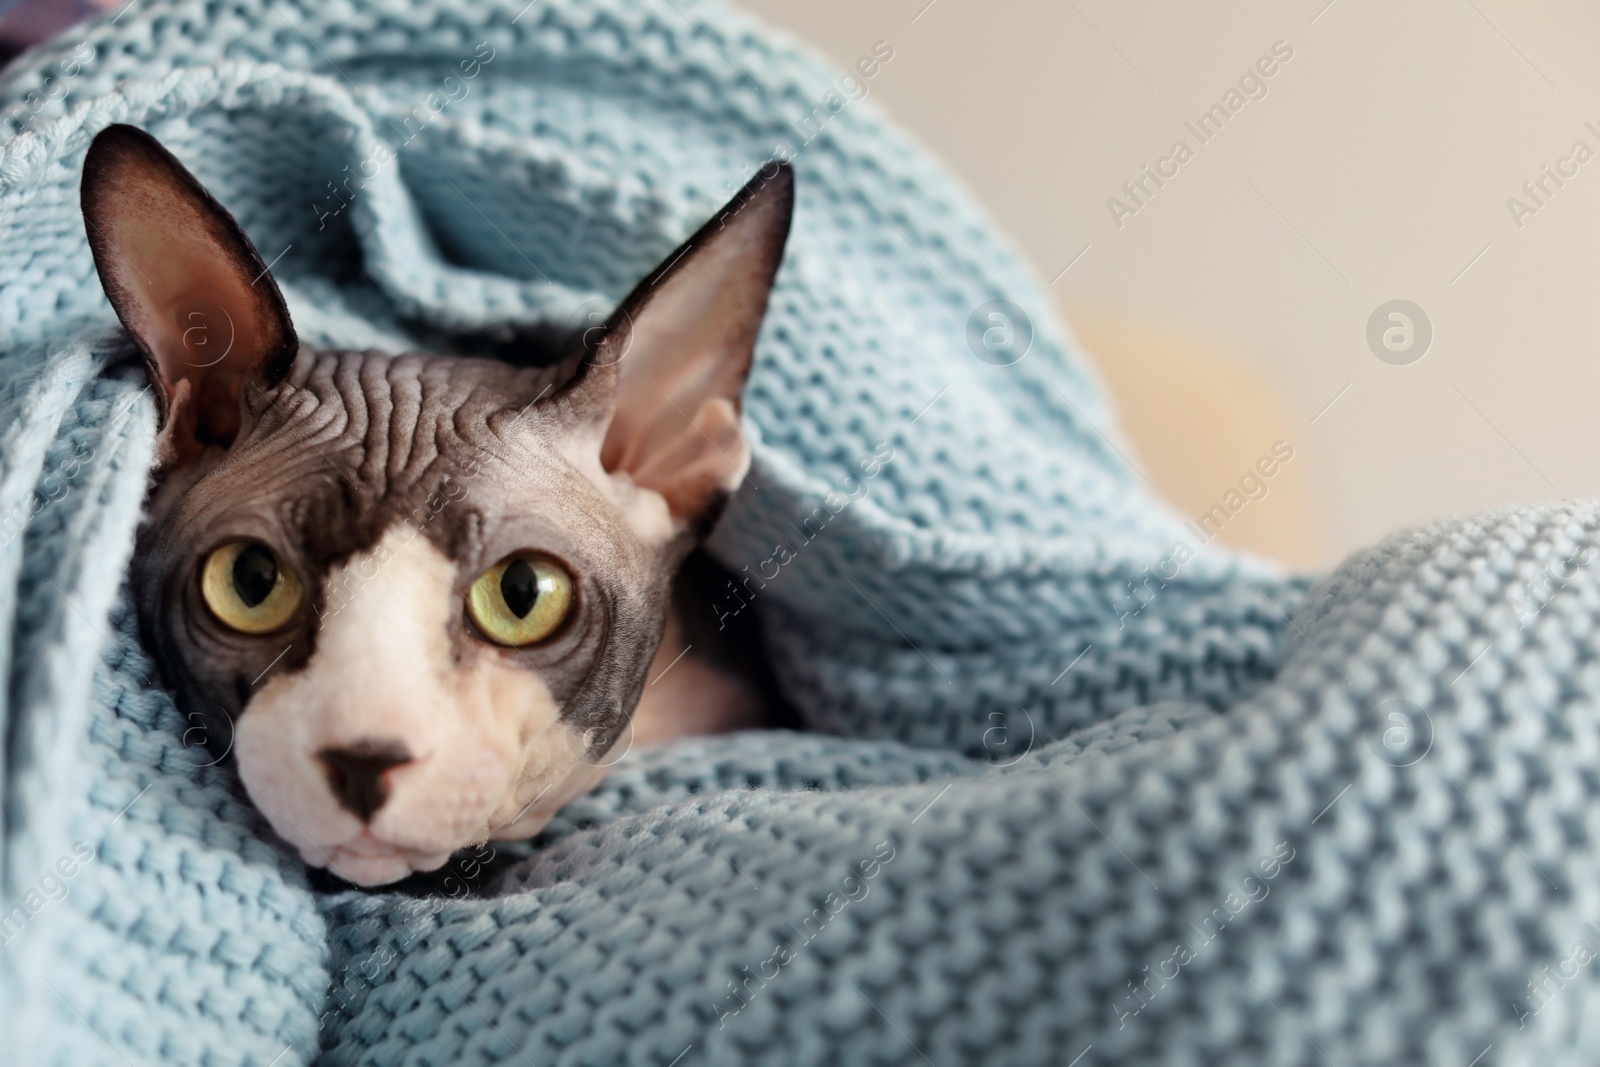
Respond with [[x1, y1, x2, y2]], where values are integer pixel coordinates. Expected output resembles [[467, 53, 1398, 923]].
[[199, 541, 304, 634], [466, 554, 574, 647]]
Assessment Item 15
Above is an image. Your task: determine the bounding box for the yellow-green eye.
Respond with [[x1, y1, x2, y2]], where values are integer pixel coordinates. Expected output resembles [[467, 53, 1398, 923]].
[[467, 555, 574, 647], [200, 541, 303, 634]]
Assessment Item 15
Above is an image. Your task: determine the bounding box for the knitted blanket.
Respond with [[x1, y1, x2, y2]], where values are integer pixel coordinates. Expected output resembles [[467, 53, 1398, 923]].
[[1, 1, 1596, 1064]]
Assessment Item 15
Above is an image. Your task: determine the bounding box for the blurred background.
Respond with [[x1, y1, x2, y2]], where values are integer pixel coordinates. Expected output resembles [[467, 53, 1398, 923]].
[[9, 0, 1600, 571], [732, 0, 1600, 570]]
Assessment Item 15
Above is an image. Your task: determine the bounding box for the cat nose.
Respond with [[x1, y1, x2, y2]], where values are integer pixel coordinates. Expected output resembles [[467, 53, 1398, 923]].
[[319, 740, 412, 822]]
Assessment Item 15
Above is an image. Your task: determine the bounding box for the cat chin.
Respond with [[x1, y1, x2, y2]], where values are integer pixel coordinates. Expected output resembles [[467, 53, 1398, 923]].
[[317, 841, 451, 887]]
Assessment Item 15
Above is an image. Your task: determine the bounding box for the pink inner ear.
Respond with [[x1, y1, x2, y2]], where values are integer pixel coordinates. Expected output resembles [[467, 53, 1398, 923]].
[[596, 181, 791, 527], [619, 396, 749, 521], [124, 267, 278, 451], [83, 127, 295, 466]]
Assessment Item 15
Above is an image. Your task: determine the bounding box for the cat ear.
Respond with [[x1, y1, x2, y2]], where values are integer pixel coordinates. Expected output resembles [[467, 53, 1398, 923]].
[[81, 124, 298, 467], [571, 162, 794, 534]]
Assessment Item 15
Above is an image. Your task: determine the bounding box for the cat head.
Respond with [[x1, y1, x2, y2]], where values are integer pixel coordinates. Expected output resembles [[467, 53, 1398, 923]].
[[82, 124, 793, 886]]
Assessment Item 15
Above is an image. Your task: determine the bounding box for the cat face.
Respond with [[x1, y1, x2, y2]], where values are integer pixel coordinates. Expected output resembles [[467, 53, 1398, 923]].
[[83, 125, 792, 885]]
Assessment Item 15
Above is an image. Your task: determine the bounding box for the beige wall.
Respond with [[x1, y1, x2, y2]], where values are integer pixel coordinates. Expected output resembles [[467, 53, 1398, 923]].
[[735, 0, 1600, 568]]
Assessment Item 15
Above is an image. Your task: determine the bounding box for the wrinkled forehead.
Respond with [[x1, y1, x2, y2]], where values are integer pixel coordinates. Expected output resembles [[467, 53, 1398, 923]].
[[151, 347, 620, 574]]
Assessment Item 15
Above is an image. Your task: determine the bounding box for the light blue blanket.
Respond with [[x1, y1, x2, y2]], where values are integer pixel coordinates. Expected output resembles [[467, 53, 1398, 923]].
[[2, 1, 1598, 1064]]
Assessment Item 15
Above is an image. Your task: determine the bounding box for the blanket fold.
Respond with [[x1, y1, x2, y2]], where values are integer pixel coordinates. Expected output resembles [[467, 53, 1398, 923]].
[[1, 2, 1595, 1065]]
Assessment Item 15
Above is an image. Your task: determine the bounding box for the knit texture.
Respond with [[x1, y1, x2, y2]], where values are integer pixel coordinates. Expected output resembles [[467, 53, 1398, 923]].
[[0, 1, 1595, 1064]]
